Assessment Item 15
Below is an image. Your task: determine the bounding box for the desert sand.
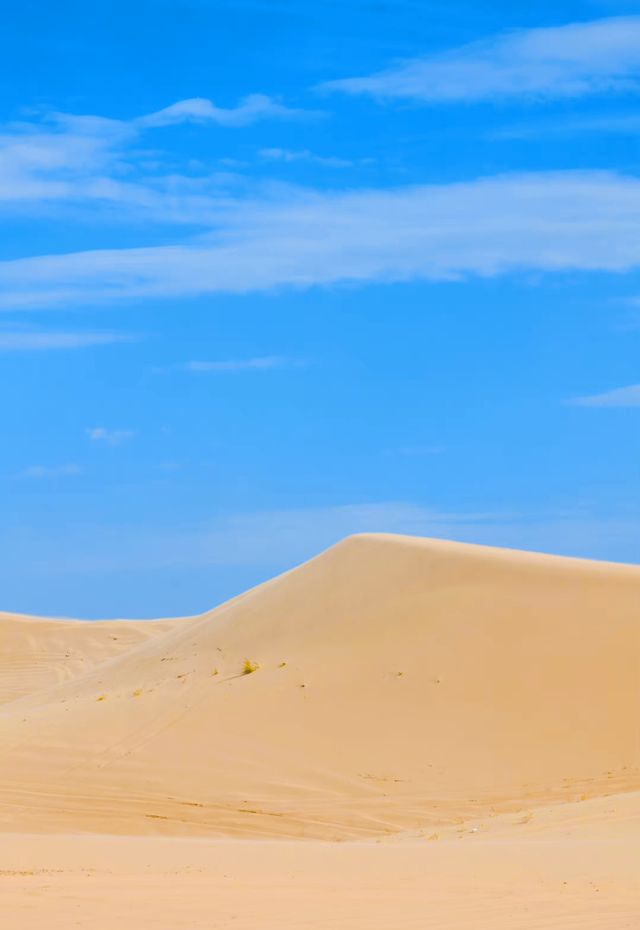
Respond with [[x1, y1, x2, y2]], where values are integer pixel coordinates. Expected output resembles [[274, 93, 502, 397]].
[[1, 534, 639, 928]]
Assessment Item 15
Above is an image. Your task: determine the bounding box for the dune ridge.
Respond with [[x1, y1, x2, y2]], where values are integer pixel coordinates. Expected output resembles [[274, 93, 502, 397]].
[[0, 534, 639, 840]]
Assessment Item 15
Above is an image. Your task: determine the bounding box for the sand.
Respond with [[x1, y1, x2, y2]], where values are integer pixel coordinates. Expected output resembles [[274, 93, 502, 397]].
[[0, 612, 175, 704], [1, 534, 639, 927]]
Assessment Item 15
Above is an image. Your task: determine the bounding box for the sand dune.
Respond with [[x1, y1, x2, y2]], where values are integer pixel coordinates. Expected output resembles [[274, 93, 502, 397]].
[[1, 534, 639, 839], [0, 612, 175, 704], [1, 535, 639, 928]]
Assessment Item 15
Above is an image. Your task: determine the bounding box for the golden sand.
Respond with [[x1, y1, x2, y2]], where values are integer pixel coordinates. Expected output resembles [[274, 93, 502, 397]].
[[1, 534, 638, 927]]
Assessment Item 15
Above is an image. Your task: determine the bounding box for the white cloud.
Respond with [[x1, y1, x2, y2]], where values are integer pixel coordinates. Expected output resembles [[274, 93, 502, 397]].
[[3, 170, 640, 308], [0, 94, 316, 210], [390, 445, 445, 456], [258, 148, 355, 167], [323, 16, 640, 102], [24, 464, 82, 478], [493, 112, 640, 139], [568, 384, 640, 407], [138, 95, 315, 129], [0, 113, 134, 205], [178, 356, 297, 372], [0, 328, 131, 351], [86, 427, 136, 446]]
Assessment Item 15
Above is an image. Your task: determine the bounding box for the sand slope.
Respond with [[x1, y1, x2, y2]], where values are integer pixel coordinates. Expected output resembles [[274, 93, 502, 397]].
[[1, 534, 639, 839], [0, 612, 176, 704]]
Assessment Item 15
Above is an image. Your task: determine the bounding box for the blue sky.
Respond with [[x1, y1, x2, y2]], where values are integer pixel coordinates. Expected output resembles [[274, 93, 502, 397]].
[[2, 1, 640, 617]]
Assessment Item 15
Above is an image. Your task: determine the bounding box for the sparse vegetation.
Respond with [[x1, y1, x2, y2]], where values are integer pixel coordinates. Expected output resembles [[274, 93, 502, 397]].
[[278, 661, 287, 668], [132, 689, 143, 697], [243, 659, 260, 675], [211, 668, 219, 676], [96, 694, 107, 702]]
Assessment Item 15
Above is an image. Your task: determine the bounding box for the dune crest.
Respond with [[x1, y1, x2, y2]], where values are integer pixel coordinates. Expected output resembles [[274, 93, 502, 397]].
[[0, 534, 639, 839]]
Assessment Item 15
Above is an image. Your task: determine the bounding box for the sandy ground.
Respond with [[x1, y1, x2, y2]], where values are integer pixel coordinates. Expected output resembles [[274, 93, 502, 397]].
[[1, 535, 639, 927], [2, 804, 639, 930]]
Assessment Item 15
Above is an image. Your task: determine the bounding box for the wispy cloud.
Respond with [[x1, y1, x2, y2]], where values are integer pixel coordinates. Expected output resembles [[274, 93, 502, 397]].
[[3, 170, 640, 308], [322, 16, 640, 103], [0, 112, 128, 204], [493, 112, 640, 139], [0, 328, 131, 351], [175, 356, 300, 372], [0, 94, 316, 211], [389, 445, 445, 456], [568, 384, 640, 407], [24, 463, 82, 478], [86, 427, 136, 446], [258, 148, 356, 168], [138, 95, 315, 129]]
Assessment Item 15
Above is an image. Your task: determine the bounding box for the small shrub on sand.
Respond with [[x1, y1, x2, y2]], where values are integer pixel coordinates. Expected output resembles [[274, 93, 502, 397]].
[[278, 661, 287, 668], [132, 689, 143, 697], [97, 694, 107, 702], [242, 659, 260, 675], [211, 668, 219, 676]]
